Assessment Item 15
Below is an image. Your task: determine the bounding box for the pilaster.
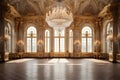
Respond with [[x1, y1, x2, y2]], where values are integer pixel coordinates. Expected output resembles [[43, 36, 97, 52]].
[[0, 1, 9, 62], [109, 1, 120, 63]]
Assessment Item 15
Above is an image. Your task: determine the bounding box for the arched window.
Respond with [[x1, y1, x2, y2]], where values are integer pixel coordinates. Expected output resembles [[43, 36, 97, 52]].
[[106, 23, 112, 53], [27, 26, 37, 52], [54, 30, 65, 52], [81, 26, 93, 52], [69, 30, 73, 53], [7, 23, 12, 52], [5, 23, 11, 52], [45, 30, 50, 52]]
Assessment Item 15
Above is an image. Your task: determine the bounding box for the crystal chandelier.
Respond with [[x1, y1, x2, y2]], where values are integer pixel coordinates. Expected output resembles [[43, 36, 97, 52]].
[[46, 2, 73, 32]]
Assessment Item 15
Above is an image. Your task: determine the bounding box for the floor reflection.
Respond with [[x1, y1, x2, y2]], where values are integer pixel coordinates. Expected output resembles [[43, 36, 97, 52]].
[[48, 59, 59, 63], [6, 59, 33, 63], [1, 58, 120, 80], [86, 59, 110, 64], [67, 63, 83, 65], [48, 58, 69, 63]]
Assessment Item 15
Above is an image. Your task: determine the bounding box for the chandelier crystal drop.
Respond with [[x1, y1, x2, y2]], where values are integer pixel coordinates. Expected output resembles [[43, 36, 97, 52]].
[[46, 2, 73, 32]]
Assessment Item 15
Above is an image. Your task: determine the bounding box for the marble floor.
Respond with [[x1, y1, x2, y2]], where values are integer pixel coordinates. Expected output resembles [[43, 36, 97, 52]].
[[0, 58, 120, 80]]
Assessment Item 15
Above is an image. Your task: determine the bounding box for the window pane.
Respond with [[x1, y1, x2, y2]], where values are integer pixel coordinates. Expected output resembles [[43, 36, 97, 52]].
[[27, 26, 37, 52], [69, 30, 73, 37], [54, 30, 65, 53], [45, 30, 50, 37], [107, 40, 109, 52], [45, 30, 50, 52], [106, 23, 112, 53], [47, 38, 50, 52], [60, 38, 65, 52], [82, 38, 86, 52], [82, 27, 92, 37], [107, 23, 111, 34], [54, 38, 59, 52], [82, 26, 93, 52], [32, 38, 37, 52], [69, 38, 73, 53], [87, 38, 92, 52], [27, 38, 31, 52], [27, 27, 37, 37], [45, 38, 50, 52], [60, 30, 65, 36], [54, 30, 59, 36]]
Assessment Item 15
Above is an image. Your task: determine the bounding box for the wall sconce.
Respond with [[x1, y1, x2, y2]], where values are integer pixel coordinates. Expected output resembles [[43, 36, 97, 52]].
[[16, 40, 24, 52], [37, 40, 43, 45], [37, 40, 44, 52], [74, 40, 80, 45], [17, 40, 24, 45], [94, 40, 101, 52], [74, 40, 81, 52], [94, 40, 100, 46]]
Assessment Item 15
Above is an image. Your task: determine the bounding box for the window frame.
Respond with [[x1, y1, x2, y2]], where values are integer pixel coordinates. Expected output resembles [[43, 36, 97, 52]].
[[81, 26, 93, 52], [106, 22, 113, 53], [45, 30, 50, 53], [26, 26, 37, 53], [54, 30, 65, 53]]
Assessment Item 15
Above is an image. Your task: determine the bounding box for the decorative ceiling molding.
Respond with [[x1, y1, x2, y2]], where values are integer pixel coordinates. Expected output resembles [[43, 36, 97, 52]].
[[98, 4, 111, 17], [7, 0, 112, 17]]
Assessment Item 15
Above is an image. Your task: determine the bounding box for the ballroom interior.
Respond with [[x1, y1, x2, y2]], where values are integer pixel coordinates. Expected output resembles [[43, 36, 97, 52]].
[[0, 0, 120, 80]]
